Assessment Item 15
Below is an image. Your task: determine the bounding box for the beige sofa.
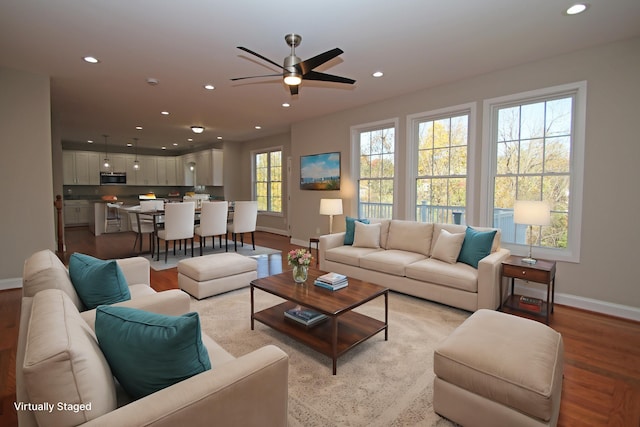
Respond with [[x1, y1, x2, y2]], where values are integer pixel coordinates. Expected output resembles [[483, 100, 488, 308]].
[[319, 220, 510, 312], [16, 250, 289, 427]]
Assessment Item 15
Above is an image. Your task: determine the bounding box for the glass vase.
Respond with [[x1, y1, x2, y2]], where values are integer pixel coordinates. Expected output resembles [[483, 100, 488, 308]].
[[292, 265, 308, 284]]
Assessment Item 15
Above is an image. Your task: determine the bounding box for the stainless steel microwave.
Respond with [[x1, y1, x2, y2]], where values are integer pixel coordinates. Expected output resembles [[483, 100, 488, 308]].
[[100, 172, 126, 185]]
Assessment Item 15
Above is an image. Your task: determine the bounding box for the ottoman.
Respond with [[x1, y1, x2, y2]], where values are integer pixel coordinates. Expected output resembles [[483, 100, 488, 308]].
[[433, 309, 564, 427], [178, 253, 258, 299]]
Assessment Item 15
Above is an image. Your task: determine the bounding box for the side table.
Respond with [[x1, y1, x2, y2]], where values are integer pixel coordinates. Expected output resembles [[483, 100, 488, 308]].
[[308, 237, 320, 266], [500, 255, 556, 324]]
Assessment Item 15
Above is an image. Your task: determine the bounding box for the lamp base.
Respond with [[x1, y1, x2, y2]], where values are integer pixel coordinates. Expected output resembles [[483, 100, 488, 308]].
[[521, 257, 537, 265]]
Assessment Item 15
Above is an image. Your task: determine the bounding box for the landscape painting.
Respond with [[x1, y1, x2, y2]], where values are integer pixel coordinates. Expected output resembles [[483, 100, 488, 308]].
[[300, 152, 341, 190]]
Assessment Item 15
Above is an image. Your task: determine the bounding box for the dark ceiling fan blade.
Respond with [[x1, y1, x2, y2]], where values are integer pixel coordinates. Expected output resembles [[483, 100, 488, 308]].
[[303, 70, 355, 85], [237, 46, 286, 71], [230, 73, 282, 81], [298, 48, 343, 74], [289, 84, 299, 96]]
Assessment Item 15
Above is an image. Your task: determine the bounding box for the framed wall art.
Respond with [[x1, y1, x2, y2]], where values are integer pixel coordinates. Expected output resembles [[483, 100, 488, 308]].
[[300, 152, 341, 190]]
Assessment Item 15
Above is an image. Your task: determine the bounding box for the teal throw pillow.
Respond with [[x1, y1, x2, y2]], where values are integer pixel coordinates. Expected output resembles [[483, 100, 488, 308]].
[[457, 227, 497, 268], [344, 216, 370, 245], [95, 306, 211, 399], [68, 253, 131, 309]]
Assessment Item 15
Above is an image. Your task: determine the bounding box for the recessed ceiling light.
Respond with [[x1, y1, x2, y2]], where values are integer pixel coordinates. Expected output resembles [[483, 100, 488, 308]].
[[83, 56, 99, 64], [127, 143, 133, 147], [161, 111, 169, 115], [372, 71, 384, 78], [565, 3, 589, 15], [217, 136, 223, 140], [255, 125, 262, 130], [173, 143, 178, 146], [87, 140, 93, 143], [135, 126, 143, 130], [161, 146, 167, 150], [282, 103, 290, 108], [204, 84, 215, 90], [187, 138, 193, 142]]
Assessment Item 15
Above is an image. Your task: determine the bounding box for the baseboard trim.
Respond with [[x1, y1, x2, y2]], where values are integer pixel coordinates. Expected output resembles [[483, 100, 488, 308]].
[[290, 238, 308, 248], [514, 283, 640, 322], [0, 277, 22, 291], [256, 226, 288, 237]]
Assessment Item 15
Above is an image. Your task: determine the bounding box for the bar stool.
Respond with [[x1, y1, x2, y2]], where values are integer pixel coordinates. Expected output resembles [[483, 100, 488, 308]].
[[105, 202, 123, 233]]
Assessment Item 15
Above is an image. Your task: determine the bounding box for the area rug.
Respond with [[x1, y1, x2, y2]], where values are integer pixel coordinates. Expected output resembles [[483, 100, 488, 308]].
[[191, 287, 469, 426], [149, 241, 280, 271]]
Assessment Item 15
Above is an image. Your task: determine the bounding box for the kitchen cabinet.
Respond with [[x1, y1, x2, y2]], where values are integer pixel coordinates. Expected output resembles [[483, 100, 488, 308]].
[[126, 155, 158, 185], [157, 156, 177, 186], [100, 154, 127, 174], [64, 200, 92, 226], [193, 149, 224, 186], [63, 151, 100, 185]]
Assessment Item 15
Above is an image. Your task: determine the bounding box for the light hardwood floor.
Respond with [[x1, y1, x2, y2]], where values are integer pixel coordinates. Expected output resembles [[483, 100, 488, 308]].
[[1, 227, 639, 426]]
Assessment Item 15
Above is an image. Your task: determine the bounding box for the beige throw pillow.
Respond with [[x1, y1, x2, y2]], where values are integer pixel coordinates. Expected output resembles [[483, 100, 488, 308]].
[[353, 221, 381, 249], [431, 229, 465, 264]]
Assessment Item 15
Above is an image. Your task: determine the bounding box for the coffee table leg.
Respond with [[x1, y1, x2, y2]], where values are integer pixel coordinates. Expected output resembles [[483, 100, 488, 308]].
[[384, 290, 389, 341], [332, 317, 338, 375], [250, 284, 255, 330]]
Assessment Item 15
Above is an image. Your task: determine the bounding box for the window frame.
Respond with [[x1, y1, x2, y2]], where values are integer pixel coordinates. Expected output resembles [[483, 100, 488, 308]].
[[350, 118, 399, 219], [406, 102, 477, 224], [251, 146, 283, 216], [480, 81, 587, 262]]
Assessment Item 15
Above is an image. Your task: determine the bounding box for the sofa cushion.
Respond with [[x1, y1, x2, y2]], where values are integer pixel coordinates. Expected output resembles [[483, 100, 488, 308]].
[[95, 306, 211, 399], [431, 229, 465, 264], [22, 249, 83, 309], [431, 224, 502, 254], [370, 219, 391, 249], [360, 249, 427, 276], [69, 253, 132, 310], [405, 259, 478, 292], [325, 246, 382, 267], [344, 216, 370, 245], [386, 220, 434, 256], [353, 221, 381, 248], [23, 289, 117, 427]]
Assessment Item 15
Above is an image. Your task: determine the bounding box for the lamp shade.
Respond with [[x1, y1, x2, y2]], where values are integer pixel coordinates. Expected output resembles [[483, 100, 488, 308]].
[[319, 199, 343, 216], [514, 201, 551, 226]]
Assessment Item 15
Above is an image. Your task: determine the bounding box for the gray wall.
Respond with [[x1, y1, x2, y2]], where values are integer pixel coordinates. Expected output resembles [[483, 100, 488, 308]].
[[286, 37, 640, 315], [0, 67, 56, 284]]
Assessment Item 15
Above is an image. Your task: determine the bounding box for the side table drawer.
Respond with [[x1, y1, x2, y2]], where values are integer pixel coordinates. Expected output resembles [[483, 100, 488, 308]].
[[502, 264, 549, 283]]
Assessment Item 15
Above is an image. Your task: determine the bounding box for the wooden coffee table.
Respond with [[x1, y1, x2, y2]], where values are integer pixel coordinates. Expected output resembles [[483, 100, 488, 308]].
[[250, 268, 388, 374]]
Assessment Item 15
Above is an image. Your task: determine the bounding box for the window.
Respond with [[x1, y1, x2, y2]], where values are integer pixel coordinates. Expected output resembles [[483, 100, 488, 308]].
[[482, 82, 586, 262], [253, 148, 282, 213], [409, 105, 473, 224], [352, 121, 397, 219]]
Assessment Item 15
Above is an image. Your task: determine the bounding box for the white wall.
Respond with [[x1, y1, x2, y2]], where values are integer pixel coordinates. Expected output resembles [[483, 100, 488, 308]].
[[288, 37, 640, 317], [0, 67, 55, 285]]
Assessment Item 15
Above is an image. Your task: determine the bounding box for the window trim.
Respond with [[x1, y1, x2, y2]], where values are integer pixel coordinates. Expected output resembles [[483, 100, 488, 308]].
[[406, 102, 477, 222], [350, 118, 399, 218], [251, 145, 283, 216], [480, 81, 587, 262]]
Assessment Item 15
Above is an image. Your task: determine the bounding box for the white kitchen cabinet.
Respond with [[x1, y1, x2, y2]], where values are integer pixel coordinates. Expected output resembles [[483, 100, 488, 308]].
[[194, 149, 223, 186], [64, 200, 91, 225], [156, 156, 177, 186], [212, 149, 223, 186], [63, 151, 100, 185], [100, 153, 127, 174]]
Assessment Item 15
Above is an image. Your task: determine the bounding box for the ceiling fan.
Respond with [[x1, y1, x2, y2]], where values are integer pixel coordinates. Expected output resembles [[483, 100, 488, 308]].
[[231, 33, 355, 95]]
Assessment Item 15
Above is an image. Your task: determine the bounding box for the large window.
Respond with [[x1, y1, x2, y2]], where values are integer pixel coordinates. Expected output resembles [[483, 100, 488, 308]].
[[253, 148, 282, 213], [353, 122, 397, 219], [410, 107, 471, 224], [482, 82, 586, 262]]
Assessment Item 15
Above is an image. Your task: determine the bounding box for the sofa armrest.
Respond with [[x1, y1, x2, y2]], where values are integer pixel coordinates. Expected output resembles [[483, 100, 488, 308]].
[[116, 257, 150, 287], [319, 232, 346, 270], [80, 289, 191, 330], [477, 248, 511, 310], [82, 345, 289, 427]]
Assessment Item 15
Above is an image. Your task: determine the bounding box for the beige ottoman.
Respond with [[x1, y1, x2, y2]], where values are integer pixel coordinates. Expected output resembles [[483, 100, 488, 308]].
[[177, 253, 258, 299], [433, 309, 564, 427]]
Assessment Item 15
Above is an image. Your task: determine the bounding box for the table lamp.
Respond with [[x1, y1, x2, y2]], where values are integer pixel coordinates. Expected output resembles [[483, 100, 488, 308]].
[[514, 200, 551, 264], [319, 199, 343, 234]]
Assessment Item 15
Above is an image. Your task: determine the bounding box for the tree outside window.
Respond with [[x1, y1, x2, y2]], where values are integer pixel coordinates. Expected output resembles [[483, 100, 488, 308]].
[[254, 149, 282, 213], [358, 127, 395, 219]]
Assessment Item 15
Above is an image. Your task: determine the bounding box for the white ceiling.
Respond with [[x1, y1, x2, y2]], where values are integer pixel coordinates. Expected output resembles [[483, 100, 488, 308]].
[[1, 0, 639, 153]]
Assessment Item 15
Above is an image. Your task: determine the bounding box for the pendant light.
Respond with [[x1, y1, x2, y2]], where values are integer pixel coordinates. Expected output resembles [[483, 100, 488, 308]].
[[102, 134, 110, 169], [133, 138, 140, 170]]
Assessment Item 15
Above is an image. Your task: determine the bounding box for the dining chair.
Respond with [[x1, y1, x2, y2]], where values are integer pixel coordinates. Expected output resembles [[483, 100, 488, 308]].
[[104, 202, 123, 233], [128, 210, 155, 255], [227, 201, 258, 252], [156, 202, 196, 262], [194, 201, 229, 255]]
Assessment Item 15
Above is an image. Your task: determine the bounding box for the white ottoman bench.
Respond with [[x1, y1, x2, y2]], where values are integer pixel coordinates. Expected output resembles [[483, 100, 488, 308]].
[[177, 253, 258, 299], [433, 309, 564, 427]]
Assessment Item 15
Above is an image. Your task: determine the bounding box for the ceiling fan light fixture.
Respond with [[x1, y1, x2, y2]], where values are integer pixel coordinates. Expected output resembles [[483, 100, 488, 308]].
[[191, 126, 205, 134], [283, 72, 302, 86]]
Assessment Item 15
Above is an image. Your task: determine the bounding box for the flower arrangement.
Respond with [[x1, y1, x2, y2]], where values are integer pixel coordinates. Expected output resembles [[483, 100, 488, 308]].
[[287, 248, 312, 267]]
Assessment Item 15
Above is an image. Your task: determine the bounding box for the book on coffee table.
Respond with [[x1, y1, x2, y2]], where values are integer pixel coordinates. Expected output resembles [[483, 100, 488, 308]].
[[284, 306, 328, 327], [314, 279, 348, 291]]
